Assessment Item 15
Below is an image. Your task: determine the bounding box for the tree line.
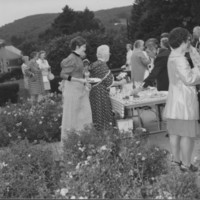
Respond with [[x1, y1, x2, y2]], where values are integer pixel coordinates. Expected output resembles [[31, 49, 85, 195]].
[[10, 0, 200, 76]]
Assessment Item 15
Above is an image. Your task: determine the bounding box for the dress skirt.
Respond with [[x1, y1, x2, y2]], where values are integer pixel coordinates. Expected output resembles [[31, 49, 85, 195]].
[[167, 119, 200, 138], [61, 81, 92, 140], [28, 71, 44, 95]]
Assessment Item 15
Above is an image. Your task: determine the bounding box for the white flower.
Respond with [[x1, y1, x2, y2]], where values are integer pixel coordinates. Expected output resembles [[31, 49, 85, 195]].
[[41, 116, 44, 119], [70, 195, 76, 199], [136, 141, 140, 145], [141, 156, 146, 161], [87, 156, 92, 161], [137, 153, 142, 156], [75, 162, 81, 170], [79, 197, 86, 199], [8, 133, 11, 137], [155, 147, 159, 151], [141, 128, 146, 132], [28, 154, 31, 157], [100, 145, 107, 151], [60, 188, 69, 196], [24, 129, 27, 132], [0, 162, 8, 169], [78, 147, 85, 152], [39, 121, 42, 124], [194, 156, 198, 162]]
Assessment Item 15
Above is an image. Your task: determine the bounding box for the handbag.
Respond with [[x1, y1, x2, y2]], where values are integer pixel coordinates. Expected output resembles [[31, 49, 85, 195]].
[[47, 72, 55, 80]]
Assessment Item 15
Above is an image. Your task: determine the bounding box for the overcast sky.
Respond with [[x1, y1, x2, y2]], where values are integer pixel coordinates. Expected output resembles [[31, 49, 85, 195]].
[[0, 0, 134, 27]]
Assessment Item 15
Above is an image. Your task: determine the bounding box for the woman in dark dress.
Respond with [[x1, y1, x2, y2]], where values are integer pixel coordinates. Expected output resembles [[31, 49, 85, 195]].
[[89, 45, 125, 131]]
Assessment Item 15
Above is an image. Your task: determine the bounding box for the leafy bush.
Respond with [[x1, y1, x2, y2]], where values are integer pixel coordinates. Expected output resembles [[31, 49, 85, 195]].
[[0, 68, 23, 83], [50, 75, 62, 93], [59, 127, 170, 199], [0, 140, 58, 198], [0, 124, 200, 198], [0, 82, 19, 106], [45, 29, 128, 76], [0, 93, 62, 146]]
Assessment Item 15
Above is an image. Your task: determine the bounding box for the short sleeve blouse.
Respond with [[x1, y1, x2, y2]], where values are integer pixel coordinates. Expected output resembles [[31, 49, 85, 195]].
[[60, 52, 84, 78]]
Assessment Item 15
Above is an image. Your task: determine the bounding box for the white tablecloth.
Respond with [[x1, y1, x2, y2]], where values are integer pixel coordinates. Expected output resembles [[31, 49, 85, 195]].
[[110, 88, 168, 118]]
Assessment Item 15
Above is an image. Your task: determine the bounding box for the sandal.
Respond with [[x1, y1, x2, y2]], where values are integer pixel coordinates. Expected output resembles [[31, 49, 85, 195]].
[[171, 160, 182, 167], [180, 163, 198, 172]]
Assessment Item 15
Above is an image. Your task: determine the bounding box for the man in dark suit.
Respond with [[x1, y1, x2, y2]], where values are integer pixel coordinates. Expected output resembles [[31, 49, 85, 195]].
[[142, 37, 170, 91]]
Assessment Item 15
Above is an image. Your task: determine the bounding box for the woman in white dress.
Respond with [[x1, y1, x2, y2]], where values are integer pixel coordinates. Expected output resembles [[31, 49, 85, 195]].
[[60, 36, 92, 141], [37, 51, 51, 92]]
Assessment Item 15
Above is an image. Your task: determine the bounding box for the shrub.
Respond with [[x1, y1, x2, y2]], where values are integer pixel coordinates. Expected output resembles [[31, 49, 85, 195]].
[[60, 127, 169, 199], [0, 93, 62, 146], [0, 140, 58, 198], [50, 75, 62, 93], [0, 82, 19, 106], [0, 68, 23, 83]]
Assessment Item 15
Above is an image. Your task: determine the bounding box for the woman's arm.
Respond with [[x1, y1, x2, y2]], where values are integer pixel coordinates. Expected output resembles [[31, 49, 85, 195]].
[[60, 58, 86, 84], [176, 58, 200, 86], [60, 71, 86, 84]]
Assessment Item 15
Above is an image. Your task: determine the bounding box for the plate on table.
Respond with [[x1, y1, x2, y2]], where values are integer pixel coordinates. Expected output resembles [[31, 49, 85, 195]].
[[87, 78, 101, 84]]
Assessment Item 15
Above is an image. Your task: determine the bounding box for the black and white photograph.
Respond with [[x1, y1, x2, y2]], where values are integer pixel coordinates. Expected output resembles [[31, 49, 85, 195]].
[[1, 0, 200, 199]]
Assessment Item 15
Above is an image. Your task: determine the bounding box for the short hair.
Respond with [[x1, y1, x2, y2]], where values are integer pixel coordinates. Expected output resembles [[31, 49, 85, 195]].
[[161, 32, 169, 39], [22, 56, 29, 62], [168, 27, 190, 49], [96, 45, 110, 61], [160, 37, 170, 49], [193, 26, 200, 33], [126, 43, 132, 48], [38, 50, 46, 58], [30, 51, 38, 59], [69, 36, 86, 51], [134, 40, 144, 49], [145, 38, 159, 50]]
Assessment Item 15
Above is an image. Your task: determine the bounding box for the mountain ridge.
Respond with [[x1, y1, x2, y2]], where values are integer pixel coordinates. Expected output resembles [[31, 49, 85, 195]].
[[0, 5, 132, 43]]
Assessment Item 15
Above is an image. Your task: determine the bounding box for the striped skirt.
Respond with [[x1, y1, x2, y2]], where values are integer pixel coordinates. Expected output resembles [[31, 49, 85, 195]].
[[28, 70, 44, 95]]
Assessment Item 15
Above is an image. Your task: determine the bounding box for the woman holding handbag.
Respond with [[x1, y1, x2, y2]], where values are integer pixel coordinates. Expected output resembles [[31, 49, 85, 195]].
[[37, 50, 54, 92]]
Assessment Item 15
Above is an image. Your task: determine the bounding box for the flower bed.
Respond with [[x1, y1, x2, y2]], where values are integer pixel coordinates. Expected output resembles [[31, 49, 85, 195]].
[[0, 93, 62, 147], [0, 95, 200, 199]]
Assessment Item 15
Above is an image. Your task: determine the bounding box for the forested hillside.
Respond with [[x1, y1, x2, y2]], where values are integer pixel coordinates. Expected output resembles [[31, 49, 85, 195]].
[[0, 6, 132, 43]]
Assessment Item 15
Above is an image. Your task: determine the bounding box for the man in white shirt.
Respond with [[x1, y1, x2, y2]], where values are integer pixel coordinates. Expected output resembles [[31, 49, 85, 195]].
[[125, 43, 133, 71], [192, 26, 200, 52]]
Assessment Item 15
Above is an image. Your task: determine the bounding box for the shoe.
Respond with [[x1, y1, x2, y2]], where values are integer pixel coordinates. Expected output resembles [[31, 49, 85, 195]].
[[189, 164, 198, 172], [180, 163, 198, 172], [171, 160, 182, 167]]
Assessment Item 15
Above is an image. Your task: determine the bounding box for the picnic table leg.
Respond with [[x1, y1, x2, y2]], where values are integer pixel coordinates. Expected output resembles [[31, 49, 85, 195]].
[[135, 107, 144, 127], [155, 104, 163, 130]]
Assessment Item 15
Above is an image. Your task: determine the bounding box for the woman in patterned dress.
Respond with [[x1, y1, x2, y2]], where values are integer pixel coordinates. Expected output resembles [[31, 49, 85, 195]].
[[60, 36, 92, 141], [26, 51, 44, 104], [89, 45, 126, 131]]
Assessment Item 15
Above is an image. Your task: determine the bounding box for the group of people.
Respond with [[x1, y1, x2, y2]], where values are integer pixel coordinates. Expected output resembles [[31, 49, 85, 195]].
[[59, 26, 200, 173], [123, 34, 170, 92], [124, 26, 200, 173], [21, 51, 54, 104], [19, 25, 200, 173], [60, 36, 126, 143]]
